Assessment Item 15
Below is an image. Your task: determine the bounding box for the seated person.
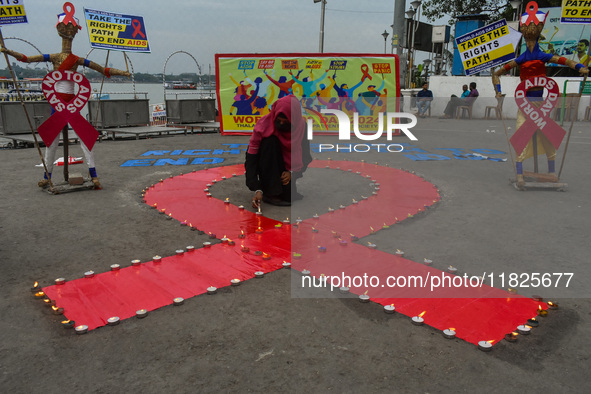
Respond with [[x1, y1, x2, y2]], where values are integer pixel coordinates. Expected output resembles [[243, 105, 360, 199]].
[[245, 95, 312, 207], [416, 82, 433, 118], [441, 82, 479, 118]]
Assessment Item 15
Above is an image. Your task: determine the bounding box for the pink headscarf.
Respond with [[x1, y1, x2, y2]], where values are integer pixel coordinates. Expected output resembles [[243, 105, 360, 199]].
[[247, 95, 306, 172]]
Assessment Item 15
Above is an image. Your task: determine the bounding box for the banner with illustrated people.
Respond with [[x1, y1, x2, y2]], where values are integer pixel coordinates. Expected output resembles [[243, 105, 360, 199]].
[[215, 53, 400, 135], [0, 0, 27, 25], [83, 8, 150, 53]]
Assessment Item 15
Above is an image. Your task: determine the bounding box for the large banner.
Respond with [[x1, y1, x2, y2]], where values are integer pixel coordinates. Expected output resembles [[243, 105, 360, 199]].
[[561, 0, 591, 24], [525, 7, 590, 64], [84, 8, 150, 53], [215, 53, 400, 135], [455, 19, 522, 76], [0, 0, 27, 25]]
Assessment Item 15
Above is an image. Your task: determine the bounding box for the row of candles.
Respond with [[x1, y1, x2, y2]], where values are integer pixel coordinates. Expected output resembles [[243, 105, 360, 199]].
[[30, 258, 291, 334]]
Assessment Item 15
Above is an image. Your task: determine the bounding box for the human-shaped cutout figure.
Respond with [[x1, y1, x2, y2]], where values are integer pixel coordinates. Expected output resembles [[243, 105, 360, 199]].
[[492, 1, 588, 186], [1, 2, 131, 189]]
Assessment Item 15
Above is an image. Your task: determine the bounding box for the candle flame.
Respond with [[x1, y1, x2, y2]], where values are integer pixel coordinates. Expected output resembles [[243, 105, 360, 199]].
[[225, 198, 229, 201], [487, 340, 495, 344], [548, 301, 555, 307], [51, 305, 59, 311], [35, 291, 45, 297], [418, 311, 426, 318], [396, 249, 402, 253], [33, 281, 38, 287], [62, 320, 70, 324], [449, 328, 456, 332], [363, 290, 368, 295], [370, 226, 375, 232], [263, 253, 270, 258], [538, 304, 543, 310], [391, 304, 395, 307], [43, 298, 51, 304]]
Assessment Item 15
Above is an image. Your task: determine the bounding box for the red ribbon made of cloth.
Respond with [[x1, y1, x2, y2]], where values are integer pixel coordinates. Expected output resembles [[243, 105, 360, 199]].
[[132, 19, 146, 39], [37, 71, 99, 150], [510, 76, 565, 154]]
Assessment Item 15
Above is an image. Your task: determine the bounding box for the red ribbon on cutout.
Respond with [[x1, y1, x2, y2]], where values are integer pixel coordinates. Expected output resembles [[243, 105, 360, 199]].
[[38, 71, 99, 150], [61, 2, 78, 27], [523, 1, 540, 26], [132, 19, 146, 39], [510, 76, 565, 154]]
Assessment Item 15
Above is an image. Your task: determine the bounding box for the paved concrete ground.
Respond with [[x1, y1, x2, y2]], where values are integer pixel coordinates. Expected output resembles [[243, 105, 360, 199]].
[[1, 117, 590, 393]]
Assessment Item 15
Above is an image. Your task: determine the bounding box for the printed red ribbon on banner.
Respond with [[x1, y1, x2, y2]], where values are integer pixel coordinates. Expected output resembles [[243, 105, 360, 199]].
[[360, 64, 372, 82], [510, 76, 565, 154], [37, 70, 99, 150], [132, 19, 146, 39]]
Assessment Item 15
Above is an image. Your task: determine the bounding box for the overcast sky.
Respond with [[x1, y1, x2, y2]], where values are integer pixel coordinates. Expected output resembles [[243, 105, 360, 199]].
[[1, 0, 427, 75]]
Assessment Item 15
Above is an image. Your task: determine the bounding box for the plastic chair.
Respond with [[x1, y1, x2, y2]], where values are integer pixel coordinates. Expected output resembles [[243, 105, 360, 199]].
[[456, 98, 477, 119], [553, 93, 580, 122], [485, 94, 506, 119]]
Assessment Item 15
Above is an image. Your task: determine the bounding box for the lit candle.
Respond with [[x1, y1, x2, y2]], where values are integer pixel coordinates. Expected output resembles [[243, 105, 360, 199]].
[[136, 309, 148, 319], [55, 278, 66, 285], [30, 281, 41, 292], [153, 256, 162, 263], [151, 203, 157, 209], [384, 304, 396, 314], [412, 311, 426, 325], [526, 318, 539, 327], [224, 198, 230, 204], [61, 320, 75, 329], [339, 286, 349, 294], [173, 297, 184, 306], [254, 271, 264, 278], [447, 266, 458, 274], [339, 205, 346, 209], [282, 261, 291, 269], [350, 234, 359, 242], [352, 199, 358, 204], [238, 205, 245, 210], [262, 253, 271, 260], [75, 325, 88, 335], [166, 213, 173, 220], [516, 325, 531, 335], [239, 230, 245, 239], [221, 236, 229, 243], [131, 259, 141, 266], [295, 218, 303, 224], [537, 305, 548, 317], [367, 242, 377, 249], [107, 316, 120, 326], [203, 188, 209, 192], [313, 214, 319, 219], [395, 249, 404, 257], [43, 298, 55, 307], [207, 286, 217, 295], [206, 193, 212, 197], [382, 223, 389, 229], [504, 332, 519, 342], [547, 301, 559, 310], [181, 220, 188, 226], [222, 176, 227, 180], [442, 328, 456, 339], [51, 306, 64, 315], [241, 245, 249, 252], [301, 269, 310, 276], [256, 227, 263, 234], [33, 291, 45, 299], [312, 227, 318, 233], [478, 340, 494, 352], [361, 196, 368, 200], [190, 224, 197, 231], [423, 258, 433, 266], [328, 207, 334, 212], [359, 293, 370, 303], [231, 279, 241, 286], [208, 233, 216, 239], [84, 271, 95, 278]]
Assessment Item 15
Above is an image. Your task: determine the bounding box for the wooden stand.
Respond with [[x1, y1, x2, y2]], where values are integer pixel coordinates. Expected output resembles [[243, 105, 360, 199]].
[[512, 171, 567, 191]]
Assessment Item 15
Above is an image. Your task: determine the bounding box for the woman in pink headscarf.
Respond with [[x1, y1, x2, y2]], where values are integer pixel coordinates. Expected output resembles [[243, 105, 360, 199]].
[[245, 95, 312, 207]]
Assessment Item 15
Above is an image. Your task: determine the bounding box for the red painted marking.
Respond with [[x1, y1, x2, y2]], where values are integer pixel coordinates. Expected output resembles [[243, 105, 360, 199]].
[[43, 161, 543, 346]]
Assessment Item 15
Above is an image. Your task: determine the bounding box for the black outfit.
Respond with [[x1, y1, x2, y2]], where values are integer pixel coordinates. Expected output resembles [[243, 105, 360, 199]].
[[245, 135, 312, 202]]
